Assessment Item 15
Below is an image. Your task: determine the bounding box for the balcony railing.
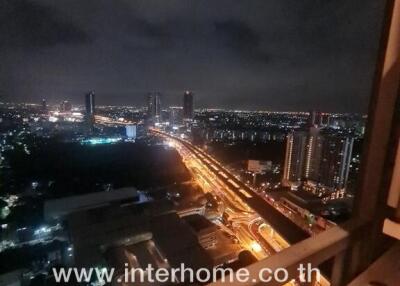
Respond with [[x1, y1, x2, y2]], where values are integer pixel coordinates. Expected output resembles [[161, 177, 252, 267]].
[[208, 219, 368, 286]]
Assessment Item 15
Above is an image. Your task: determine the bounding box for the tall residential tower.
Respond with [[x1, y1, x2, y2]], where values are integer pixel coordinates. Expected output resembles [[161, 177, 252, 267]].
[[183, 91, 194, 120], [147, 92, 161, 121], [85, 91, 95, 116], [85, 91, 96, 130], [283, 127, 353, 191]]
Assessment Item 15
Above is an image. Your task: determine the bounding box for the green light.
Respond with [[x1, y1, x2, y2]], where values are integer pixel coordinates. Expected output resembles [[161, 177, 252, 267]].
[[81, 137, 122, 145]]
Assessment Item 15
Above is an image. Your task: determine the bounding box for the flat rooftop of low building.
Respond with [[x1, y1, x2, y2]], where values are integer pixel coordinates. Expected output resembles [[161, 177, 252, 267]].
[[183, 214, 218, 233], [67, 199, 174, 250], [67, 200, 213, 270], [44, 187, 148, 220], [268, 190, 351, 218]]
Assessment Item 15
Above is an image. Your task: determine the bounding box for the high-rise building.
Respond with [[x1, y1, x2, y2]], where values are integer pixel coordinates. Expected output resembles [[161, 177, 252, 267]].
[[308, 110, 331, 128], [154, 93, 161, 118], [319, 113, 331, 127], [283, 128, 353, 191], [169, 107, 183, 126], [318, 136, 354, 188], [147, 92, 161, 120], [283, 131, 308, 185], [41, 99, 47, 113], [308, 110, 322, 127], [183, 91, 194, 120], [147, 94, 154, 117], [85, 91, 96, 131], [85, 91, 95, 116], [125, 125, 137, 139], [304, 127, 324, 180]]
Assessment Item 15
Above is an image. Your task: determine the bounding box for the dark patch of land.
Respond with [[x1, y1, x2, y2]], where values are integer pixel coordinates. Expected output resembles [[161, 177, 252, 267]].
[[2, 140, 191, 198]]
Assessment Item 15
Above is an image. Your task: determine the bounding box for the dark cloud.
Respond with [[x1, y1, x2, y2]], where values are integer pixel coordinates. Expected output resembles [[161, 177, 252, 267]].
[[0, 0, 389, 112], [0, 0, 90, 48], [121, 17, 172, 50], [214, 20, 269, 63]]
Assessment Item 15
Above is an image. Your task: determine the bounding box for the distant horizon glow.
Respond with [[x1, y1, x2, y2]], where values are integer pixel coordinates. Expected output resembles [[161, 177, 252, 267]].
[[0, 101, 368, 115], [0, 1, 387, 113]]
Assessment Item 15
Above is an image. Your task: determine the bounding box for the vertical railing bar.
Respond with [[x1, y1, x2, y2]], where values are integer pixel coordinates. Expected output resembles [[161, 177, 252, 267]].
[[330, 251, 346, 286]]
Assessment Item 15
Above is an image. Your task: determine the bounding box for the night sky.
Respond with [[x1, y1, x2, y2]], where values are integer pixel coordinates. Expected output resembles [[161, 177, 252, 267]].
[[0, 0, 388, 112]]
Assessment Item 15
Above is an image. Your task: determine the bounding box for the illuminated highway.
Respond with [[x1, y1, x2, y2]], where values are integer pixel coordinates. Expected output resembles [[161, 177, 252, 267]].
[[166, 132, 291, 254], [151, 130, 311, 262], [172, 137, 279, 260], [90, 118, 327, 285], [152, 129, 333, 286], [151, 129, 311, 238]]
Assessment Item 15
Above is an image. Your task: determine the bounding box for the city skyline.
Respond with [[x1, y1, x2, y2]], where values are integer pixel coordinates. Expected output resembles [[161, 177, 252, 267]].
[[0, 97, 371, 115], [0, 0, 386, 112]]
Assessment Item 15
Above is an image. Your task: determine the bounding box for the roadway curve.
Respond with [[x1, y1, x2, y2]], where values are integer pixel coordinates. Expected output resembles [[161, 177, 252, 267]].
[[151, 129, 310, 244]]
